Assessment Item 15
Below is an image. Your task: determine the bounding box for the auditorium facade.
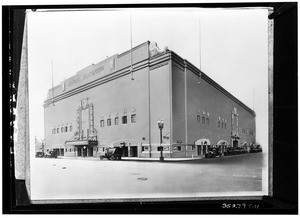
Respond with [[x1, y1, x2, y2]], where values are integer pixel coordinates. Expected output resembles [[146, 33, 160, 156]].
[[43, 41, 256, 159]]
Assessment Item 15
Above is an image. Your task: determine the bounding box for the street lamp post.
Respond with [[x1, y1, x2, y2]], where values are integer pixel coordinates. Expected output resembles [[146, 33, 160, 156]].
[[157, 120, 164, 161]]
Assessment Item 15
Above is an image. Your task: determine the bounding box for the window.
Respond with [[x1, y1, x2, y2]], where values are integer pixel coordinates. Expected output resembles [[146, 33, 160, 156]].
[[70, 125, 72, 132], [142, 146, 149, 152], [173, 145, 182, 151], [61, 127, 64, 133], [131, 114, 136, 123], [206, 118, 209, 125], [122, 116, 127, 124], [218, 121, 220, 128], [202, 116, 205, 124], [65, 148, 67, 152], [107, 118, 111, 126], [69, 148, 72, 152], [224, 123, 226, 129], [100, 120, 105, 127], [115, 117, 119, 125], [57, 128, 59, 133], [65, 126, 68, 132], [222, 123, 224, 128], [197, 115, 201, 123], [52, 128, 56, 134]]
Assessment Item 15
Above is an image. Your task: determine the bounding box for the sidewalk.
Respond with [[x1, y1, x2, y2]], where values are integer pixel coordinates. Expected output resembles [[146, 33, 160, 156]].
[[57, 155, 204, 162]]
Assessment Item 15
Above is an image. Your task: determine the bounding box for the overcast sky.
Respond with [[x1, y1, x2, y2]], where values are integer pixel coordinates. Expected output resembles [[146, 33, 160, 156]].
[[27, 8, 269, 150]]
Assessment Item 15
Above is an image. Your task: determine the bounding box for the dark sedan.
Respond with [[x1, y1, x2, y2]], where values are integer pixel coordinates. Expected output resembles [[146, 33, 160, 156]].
[[205, 148, 222, 158]]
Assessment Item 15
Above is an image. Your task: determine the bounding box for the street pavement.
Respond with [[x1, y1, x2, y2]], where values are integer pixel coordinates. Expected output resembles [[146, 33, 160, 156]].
[[30, 153, 264, 201]]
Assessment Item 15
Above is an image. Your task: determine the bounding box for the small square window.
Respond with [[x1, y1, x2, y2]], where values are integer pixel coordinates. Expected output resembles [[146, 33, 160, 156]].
[[122, 116, 127, 124], [115, 117, 119, 125], [131, 114, 136, 123], [107, 118, 111, 126], [142, 146, 149, 152]]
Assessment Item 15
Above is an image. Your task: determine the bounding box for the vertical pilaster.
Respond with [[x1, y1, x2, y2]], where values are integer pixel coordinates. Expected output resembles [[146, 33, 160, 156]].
[[169, 55, 173, 157], [184, 61, 188, 158]]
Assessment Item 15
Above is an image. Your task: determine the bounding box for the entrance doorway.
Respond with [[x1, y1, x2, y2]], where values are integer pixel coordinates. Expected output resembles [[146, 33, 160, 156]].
[[122, 146, 128, 157], [197, 145, 207, 155], [130, 146, 138, 157], [233, 140, 238, 148], [88, 147, 93, 157]]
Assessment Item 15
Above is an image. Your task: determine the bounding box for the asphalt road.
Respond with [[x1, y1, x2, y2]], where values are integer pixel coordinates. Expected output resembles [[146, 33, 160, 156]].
[[30, 153, 264, 200]]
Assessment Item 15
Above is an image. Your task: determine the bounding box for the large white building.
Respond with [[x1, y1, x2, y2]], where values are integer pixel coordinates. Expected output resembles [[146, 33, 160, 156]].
[[43, 41, 256, 158]]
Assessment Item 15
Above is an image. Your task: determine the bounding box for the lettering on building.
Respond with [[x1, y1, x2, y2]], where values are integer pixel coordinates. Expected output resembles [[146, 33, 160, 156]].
[[67, 65, 105, 87]]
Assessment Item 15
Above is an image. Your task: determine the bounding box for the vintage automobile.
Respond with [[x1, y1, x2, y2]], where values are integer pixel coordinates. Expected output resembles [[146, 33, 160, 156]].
[[99, 147, 123, 160], [250, 145, 263, 153], [44, 151, 58, 158], [35, 151, 44, 158], [205, 147, 222, 158], [224, 147, 237, 156], [235, 147, 247, 155]]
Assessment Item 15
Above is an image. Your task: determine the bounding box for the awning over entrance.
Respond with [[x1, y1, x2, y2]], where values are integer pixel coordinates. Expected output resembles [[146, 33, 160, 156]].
[[65, 140, 98, 146], [195, 139, 211, 146]]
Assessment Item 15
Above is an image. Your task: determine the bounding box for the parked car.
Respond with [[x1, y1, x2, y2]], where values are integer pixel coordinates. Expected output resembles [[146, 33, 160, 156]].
[[250, 145, 262, 153], [224, 147, 237, 156], [235, 147, 247, 154], [100, 147, 123, 160], [44, 151, 57, 158], [35, 151, 44, 158], [205, 148, 222, 158]]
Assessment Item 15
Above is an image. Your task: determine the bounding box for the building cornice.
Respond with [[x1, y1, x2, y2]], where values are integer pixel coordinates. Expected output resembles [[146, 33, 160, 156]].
[[44, 42, 255, 117], [169, 51, 256, 117]]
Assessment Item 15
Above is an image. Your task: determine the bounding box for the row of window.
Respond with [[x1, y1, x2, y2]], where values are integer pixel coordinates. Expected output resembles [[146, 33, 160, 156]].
[[100, 114, 136, 127], [65, 147, 104, 152], [218, 121, 227, 129], [197, 115, 227, 129], [52, 125, 73, 134], [197, 115, 209, 125], [242, 128, 254, 135]]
